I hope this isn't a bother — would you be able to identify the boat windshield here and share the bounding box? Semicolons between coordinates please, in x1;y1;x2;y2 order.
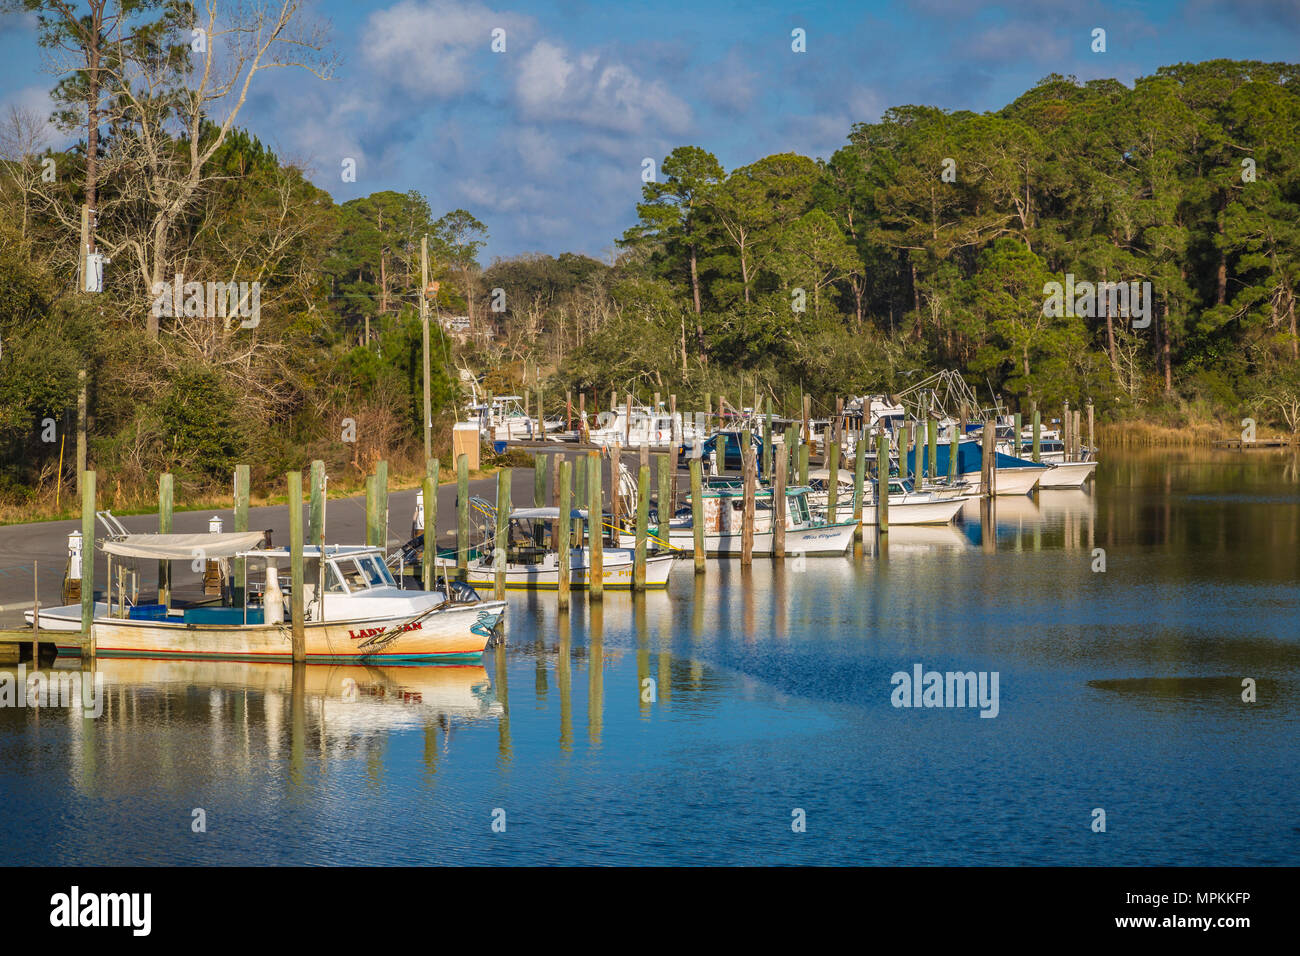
325;563;347;593
339;559;370;591
359;555;395;587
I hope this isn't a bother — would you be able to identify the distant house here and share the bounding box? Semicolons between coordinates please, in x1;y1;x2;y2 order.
439;314;493;343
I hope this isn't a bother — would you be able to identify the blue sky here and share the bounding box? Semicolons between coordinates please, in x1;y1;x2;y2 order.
2;0;1298;262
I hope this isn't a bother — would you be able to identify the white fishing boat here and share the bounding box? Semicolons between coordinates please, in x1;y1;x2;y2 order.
27;532;504;663
465;395;563;450
619;485;857;556
910;439;1048;496
805;468;969;525
998;435;1099;488
586;402;702;450
430;506;676;590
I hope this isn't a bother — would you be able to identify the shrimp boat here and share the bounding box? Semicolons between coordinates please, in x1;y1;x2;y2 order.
466;395;563;451
907;439;1048;496
619;484;857;556
26;531;505;663
998;432;1099;488
586;401;703;451
805;468;969;525
427;505;676;590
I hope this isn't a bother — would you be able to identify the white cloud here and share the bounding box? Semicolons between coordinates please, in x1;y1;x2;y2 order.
361;0;529;96
514;39;693;136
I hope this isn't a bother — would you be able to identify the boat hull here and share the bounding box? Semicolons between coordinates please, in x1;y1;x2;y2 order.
862;497;967;525
623;521;857;556
449;553;676;590
960;466;1047;496
1038;460;1098;488
32;601;505;663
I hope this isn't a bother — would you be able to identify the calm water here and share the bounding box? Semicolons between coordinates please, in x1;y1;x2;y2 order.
2;448;1297;866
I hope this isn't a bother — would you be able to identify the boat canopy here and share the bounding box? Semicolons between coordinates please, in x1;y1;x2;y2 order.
807;467;856;484
907;440;1048;474
509;507;589;521
102;531;267;560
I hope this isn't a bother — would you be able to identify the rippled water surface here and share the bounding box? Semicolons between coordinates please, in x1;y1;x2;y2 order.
2;448;1297;865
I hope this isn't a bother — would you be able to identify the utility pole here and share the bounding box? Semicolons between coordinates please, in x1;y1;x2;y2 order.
79;205;90;292
421;235;433;463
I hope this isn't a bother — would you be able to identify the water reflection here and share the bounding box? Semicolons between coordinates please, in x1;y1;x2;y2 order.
1;446;1297;865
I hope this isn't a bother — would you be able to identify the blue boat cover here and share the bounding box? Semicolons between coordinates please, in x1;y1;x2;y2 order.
907;440;1045;476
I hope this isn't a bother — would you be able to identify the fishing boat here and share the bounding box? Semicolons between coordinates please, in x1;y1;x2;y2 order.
908;440;1048;496
466;395;562;451
805;468;969;525
430;506;676;590
586;402;702;451
620;485;857;556
998;434;1099;488
27;532;504;663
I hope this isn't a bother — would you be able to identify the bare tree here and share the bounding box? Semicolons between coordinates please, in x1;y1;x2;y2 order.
0;105;50;248
90;0;335;336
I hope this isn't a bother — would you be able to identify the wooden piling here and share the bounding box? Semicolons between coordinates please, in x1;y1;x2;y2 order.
634;464;649;590
1087;402;1095;456
827;439;840;522
928;419;938;484
422;469;437;591
376;460;389;555
762;398;773;481
899;425;910;481
288;470;305;663
981;422;995;497
741;445;756;566
1063;401;1071;462
364;475;377;548
81;470;95;654
533;454;547;546
690;457;706;572
1032;410;1041;463
31;563;39;667
494;468;511;600
610;445;622;540
799;440;810;486
948;428;959;482
557;459;571;610
457;454;470;579
853;430;866;543
158;473;173;606
1074;410;1083;461
307;461;324;543
588;453;604;599
876;431;889;534
574;455;586;545
656;453;671;547
773;449;787;558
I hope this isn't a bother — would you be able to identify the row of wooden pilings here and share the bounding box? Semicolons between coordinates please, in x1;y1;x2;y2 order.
56;399;1094;658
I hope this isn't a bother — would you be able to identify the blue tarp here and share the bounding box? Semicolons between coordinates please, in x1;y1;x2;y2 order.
907;439;1045;477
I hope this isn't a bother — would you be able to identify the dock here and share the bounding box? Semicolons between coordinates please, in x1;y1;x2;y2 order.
1212;438;1295;449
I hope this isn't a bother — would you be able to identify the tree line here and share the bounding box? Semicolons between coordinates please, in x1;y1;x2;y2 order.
0;5;1297;511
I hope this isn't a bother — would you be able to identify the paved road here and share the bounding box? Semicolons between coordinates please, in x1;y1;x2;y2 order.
0;460;592;627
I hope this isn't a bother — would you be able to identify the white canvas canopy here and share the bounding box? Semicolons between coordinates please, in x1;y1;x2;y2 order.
509;507;589;521
808;468;857;485
101;531;267;560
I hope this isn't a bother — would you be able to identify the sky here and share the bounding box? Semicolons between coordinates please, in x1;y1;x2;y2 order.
2;0;1298;262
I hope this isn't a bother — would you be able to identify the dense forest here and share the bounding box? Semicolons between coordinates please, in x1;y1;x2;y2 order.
0;0;1297;513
